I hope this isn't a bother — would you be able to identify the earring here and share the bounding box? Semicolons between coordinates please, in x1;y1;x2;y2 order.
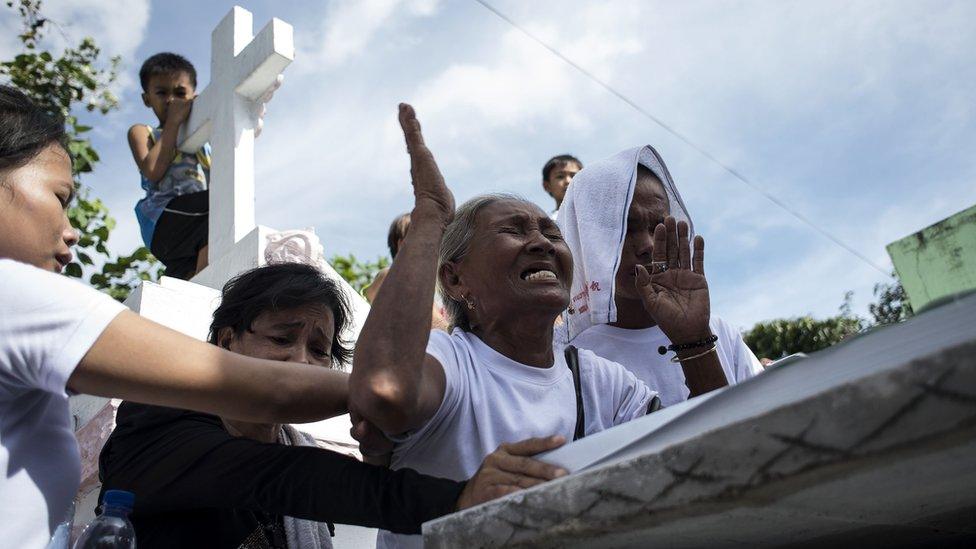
464;295;476;311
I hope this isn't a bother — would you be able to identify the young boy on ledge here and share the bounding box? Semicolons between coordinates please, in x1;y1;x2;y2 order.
129;52;210;280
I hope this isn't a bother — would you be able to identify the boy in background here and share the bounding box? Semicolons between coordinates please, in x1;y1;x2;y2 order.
363;213;410;304
364;212;449;331
129;53;210;280
541;153;583;216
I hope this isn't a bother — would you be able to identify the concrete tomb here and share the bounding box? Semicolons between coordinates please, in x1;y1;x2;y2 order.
424;291;976;548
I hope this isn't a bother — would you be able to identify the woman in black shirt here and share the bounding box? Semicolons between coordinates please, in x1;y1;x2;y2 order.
99;263;567;548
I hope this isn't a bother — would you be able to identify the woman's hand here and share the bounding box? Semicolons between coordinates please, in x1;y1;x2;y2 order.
398;103;454;225
456;436;568;510
635;216;711;345
350;411;394;464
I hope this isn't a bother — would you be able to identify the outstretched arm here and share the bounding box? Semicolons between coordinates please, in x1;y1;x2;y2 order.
102;408;565;534
101;406;461;535
348;104;456;435
69;310;349;424
636;217;728;396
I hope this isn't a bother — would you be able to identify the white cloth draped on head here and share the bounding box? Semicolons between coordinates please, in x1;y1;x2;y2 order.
556;145;694;343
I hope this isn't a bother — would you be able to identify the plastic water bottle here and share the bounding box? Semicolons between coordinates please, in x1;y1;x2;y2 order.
72;490;136;549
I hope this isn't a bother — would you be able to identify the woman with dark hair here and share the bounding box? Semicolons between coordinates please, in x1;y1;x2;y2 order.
0;87;558;547
100;262;564;548
350;105;722;548
0;85;345;547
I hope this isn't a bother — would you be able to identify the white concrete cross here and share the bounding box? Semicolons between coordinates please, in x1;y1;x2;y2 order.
177;6;294;263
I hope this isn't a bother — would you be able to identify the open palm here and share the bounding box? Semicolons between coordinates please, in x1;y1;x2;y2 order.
636;217;711;344
398;103;455;223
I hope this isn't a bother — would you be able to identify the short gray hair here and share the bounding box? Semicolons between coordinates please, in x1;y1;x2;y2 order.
438;193;535;331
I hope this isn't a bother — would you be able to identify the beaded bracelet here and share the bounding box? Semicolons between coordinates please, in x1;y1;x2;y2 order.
657;334;718;355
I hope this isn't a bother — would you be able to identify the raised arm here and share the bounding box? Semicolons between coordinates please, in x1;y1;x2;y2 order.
348;104;455;435
636;217;729;396
69;310;349;424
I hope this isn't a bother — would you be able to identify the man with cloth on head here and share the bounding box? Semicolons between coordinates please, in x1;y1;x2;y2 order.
556;145;762;406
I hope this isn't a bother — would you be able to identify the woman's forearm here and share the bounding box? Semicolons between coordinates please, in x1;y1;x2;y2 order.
70;310;349;424
349;208;446;433
102;413;462;535
677;347;728;396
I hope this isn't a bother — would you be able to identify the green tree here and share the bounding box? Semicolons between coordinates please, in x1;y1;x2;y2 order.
744;292;866;359
1;0;159;300
869;271;913;325
330;253;389;294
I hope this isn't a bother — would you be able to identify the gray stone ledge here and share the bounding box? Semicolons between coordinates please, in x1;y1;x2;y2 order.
424;297;976;548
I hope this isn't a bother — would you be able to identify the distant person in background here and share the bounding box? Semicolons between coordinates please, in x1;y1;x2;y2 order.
541;154;583;217
365;212;449;330
387;212;411;260
364;213;410;303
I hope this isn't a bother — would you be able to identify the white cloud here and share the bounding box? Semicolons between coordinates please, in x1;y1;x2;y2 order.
16;0;150;93
412;2;644;136
302;0;440;69
41;0;149;58
1;0;151;145
76;0;975;330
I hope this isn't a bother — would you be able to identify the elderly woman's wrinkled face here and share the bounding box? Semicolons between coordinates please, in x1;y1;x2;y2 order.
615;167;670;302
451;200;573;325
0;144;79;271
220;304;336;367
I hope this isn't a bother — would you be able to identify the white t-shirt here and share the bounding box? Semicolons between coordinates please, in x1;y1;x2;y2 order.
0;259;125;549
571;316;763;407
379;329;655;549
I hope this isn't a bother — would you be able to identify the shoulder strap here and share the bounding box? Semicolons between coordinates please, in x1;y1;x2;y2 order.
564;345;586;441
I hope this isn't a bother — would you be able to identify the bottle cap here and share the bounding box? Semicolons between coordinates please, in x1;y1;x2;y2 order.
102;490;135;510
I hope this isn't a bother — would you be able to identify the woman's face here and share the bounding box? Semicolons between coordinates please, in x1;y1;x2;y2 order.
0;144;78;272
220;303;336;367
446;200;573;325
615;169;671;303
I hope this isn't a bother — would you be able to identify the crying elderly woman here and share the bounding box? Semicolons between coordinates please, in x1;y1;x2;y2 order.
349;105;726;549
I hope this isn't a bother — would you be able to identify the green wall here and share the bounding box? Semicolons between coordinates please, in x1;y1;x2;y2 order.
887;204;976;312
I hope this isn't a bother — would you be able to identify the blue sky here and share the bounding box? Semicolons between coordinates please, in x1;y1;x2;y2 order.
3;0;974;330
